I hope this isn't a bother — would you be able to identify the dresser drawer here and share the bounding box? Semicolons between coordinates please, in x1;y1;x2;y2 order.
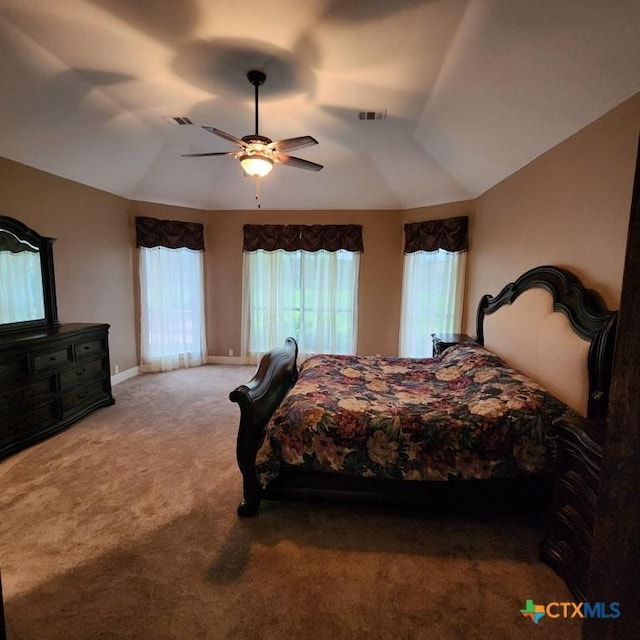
31;345;73;372
59;358;106;391
544;538;589;602
561;441;600;482
556;503;594;556
3;401;58;434
61;379;110;417
557;469;598;526
0;350;28;381
75;337;105;360
1;375;56;411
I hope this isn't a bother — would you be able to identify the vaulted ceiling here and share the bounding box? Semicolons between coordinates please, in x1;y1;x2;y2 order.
1;0;639;211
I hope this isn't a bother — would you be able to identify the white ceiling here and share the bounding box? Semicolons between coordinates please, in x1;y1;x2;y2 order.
1;0;639;211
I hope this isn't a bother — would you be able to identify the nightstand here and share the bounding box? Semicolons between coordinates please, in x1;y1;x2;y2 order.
540;414;604;601
431;333;475;357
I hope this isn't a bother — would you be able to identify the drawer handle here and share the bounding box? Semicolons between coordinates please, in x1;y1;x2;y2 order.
83;345;91;351
76;368;86;376
49;355;58;361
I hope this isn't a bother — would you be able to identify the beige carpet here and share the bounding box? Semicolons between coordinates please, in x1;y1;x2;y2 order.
0;365;582;639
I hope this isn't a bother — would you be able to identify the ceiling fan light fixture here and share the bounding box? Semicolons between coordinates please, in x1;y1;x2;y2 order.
240;153;273;178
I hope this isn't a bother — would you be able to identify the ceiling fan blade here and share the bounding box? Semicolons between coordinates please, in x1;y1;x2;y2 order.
270;135;319;153
279;155;324;171
181;151;237;157
202;126;250;149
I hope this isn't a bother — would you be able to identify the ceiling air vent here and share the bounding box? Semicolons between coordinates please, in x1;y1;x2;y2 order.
358;109;387;121
163;116;194;126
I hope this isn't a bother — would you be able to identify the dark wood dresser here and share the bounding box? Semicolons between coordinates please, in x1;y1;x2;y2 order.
541;414;604;601
0;323;115;460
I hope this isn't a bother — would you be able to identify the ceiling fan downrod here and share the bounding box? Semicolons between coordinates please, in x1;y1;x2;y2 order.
247;70;266;137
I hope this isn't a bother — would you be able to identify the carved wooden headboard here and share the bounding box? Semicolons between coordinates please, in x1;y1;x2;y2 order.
475;266;618;419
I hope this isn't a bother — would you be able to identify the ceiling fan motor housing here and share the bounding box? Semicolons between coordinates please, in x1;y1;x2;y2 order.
247;70;266;86
241;134;272;146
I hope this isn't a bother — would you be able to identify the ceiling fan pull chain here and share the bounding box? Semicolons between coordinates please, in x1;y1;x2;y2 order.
255;176;261;208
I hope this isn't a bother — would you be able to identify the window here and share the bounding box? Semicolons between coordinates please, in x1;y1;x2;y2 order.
241;224;362;361
399;217;468;357
399;249;466;357
136;217;207;372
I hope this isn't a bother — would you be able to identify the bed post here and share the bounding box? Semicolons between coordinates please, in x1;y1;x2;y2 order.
229;338;298;516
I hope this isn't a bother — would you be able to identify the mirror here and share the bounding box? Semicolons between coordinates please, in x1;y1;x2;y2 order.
0;215;59;334
0;230;45;323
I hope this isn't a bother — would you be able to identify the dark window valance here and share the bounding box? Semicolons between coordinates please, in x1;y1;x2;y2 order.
404;216;469;253
243;224;363;253
135;216;205;251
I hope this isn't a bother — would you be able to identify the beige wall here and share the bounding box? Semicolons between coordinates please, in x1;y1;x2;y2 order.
0;158;137;373
1;91;638;366
464;92;640;334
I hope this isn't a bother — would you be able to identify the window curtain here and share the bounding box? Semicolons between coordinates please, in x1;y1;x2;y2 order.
136;217;207;372
399;217;468;358
241;224;362;362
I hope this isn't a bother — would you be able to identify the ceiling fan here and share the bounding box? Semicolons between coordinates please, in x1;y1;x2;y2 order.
182;70;323;178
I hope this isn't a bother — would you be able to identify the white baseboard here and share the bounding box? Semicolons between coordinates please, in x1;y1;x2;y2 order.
111;366;140;386
110;360;246;385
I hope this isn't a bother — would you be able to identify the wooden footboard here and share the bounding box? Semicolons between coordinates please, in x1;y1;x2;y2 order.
229;338;298;516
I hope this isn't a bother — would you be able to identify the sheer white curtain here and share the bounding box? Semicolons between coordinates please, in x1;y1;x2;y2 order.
242;249;359;361
139;246;207;372
399;249;466;357
0;250;44;323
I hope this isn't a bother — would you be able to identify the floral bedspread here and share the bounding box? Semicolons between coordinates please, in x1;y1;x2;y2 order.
255;343;575;488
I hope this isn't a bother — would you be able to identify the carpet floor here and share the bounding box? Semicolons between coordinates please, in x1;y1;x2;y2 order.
0;365;582;639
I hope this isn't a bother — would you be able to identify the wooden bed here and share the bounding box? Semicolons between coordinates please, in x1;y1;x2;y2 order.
230;266;617;517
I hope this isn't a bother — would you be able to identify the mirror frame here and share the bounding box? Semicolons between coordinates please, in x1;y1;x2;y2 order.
0;214;59;335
